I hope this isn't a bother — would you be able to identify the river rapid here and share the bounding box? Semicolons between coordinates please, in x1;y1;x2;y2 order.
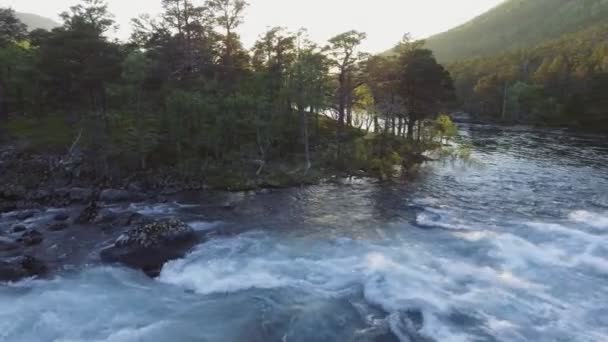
1;124;607;342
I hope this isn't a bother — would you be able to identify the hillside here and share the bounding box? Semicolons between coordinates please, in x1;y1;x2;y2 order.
16;12;59;31
448;22;608;130
425;0;608;63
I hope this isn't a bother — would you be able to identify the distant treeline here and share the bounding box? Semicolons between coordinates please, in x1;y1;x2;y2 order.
448;23;608;131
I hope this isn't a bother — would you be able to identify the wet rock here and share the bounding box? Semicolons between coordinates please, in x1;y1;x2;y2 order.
17;230;43;246
75;202;99;224
48;222;68;231
100;218;198;277
11;225;27;233
53;212;70;221
100;189;135;203
0;255;47;282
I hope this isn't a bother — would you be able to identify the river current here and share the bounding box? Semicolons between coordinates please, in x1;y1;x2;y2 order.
1;124;607;341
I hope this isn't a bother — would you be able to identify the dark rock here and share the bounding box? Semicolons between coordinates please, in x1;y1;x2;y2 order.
0;255;47;282
0;237;20;252
48;222;68;231
100;189;135;203
75;202;99;224
15;210;36;221
53;212;70;221
100;218;198;277
17;230;43;246
11;225;27;233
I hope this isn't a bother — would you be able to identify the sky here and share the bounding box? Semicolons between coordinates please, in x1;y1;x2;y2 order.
1;0;504;52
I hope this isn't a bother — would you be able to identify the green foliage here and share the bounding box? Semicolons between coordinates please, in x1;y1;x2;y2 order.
434;114;457;143
0;0;455;187
423;0;608;63
1;114;74;150
449;22;608;130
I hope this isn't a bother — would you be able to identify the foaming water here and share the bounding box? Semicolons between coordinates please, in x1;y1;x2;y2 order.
1;124;608;341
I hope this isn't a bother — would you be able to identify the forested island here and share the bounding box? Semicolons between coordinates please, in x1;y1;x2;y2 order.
0;0;457;204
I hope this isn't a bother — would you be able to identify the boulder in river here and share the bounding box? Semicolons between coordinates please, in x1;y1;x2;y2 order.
100;218;198;277
0;255;47;282
100;189;136;203
75;201;99;224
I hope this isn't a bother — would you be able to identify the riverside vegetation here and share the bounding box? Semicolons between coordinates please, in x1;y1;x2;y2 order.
0;0;457;201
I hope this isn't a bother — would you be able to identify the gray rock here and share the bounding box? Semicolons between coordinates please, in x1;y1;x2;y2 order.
0;255;47;282
100;218;198;277
100;189;134;203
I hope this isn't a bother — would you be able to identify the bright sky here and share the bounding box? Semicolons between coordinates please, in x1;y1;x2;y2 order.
1;0;504;52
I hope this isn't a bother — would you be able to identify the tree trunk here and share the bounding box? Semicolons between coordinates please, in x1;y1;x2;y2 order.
300;106;311;173
407;118;416;141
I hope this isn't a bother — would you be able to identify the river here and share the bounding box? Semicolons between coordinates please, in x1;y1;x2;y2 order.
1;124;607;341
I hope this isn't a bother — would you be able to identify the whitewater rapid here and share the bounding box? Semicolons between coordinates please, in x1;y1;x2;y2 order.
1;124;607;341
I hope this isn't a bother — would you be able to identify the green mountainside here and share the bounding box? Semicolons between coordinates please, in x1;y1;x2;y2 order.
425;0;608;63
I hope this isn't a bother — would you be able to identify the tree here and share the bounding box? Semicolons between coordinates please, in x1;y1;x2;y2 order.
288;31;329;172
0;8;27;46
326;30;367;128
397;48;455;140
208;0;249;82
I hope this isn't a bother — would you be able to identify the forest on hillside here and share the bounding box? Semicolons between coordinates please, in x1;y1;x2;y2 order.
426;0;608;63
0;0;456;190
449;23;608;130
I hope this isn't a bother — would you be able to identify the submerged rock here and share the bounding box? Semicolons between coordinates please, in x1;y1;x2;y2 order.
48;222;68;231
17;230;43;246
0;255;47;282
53;212;70;221
11;225;27;233
100;218;198;277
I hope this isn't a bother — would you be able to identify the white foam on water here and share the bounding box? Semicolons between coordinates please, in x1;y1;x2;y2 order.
188;221;223;232
569;210;608;229
415;208;473;231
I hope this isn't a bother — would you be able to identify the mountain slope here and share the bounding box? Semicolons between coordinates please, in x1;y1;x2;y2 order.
425;0;608;63
16;12;60;31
